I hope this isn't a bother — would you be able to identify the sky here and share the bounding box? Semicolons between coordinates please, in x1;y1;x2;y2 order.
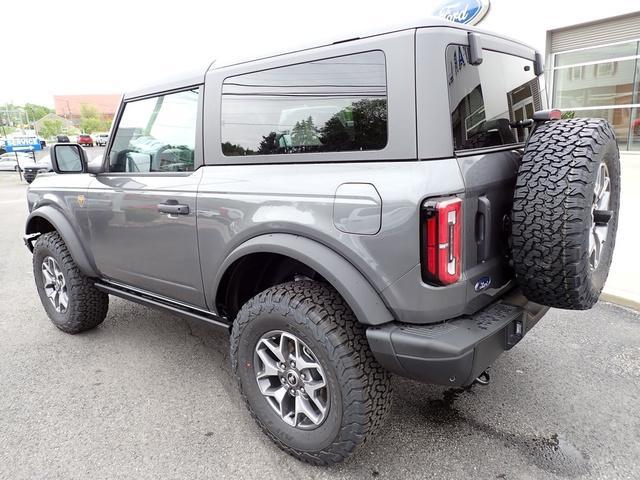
0;0;441;106
0;0;635;107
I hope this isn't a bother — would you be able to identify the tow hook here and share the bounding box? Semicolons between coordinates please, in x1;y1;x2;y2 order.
474;370;490;386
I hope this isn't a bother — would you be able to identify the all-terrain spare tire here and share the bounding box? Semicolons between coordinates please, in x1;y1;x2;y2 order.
33;232;109;333
230;280;392;465
511;118;620;309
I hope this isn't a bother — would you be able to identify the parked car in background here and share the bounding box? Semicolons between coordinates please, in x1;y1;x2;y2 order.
77;134;94;147
56;135;70;143
0;152;34;171
93;132;109;146
20;155;53;183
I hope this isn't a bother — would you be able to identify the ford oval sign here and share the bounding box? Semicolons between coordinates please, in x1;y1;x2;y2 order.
431;0;490;26
474;276;492;292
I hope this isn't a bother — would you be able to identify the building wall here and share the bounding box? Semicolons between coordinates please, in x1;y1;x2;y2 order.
477;1;640;150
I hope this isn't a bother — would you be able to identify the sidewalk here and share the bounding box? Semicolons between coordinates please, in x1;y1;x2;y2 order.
602;152;640;310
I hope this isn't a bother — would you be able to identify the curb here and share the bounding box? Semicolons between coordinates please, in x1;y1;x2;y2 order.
600;292;640;312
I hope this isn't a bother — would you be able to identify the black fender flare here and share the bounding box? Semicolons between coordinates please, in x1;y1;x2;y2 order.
214;234;395;326
25;205;99;278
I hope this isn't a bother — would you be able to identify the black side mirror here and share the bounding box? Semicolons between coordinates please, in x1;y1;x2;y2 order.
534;51;544;76
468;32;483;66
50;144;88;174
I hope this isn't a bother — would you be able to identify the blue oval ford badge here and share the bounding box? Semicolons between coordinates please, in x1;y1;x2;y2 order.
431;0;491;26
474;276;492;292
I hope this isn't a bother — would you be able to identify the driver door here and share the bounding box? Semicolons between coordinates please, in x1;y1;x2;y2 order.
87;87;206;307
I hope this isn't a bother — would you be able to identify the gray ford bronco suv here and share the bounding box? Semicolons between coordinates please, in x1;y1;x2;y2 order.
24;19;620;465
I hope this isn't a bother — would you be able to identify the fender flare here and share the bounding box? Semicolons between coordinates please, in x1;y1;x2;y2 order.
25;205;99;278
214;233;395;326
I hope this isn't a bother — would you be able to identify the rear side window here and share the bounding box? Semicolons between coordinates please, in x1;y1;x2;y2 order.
109;89;198;173
446;45;541;151
221;50;387;156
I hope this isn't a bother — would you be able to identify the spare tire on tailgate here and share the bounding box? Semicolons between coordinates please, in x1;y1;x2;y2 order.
511;118;620;309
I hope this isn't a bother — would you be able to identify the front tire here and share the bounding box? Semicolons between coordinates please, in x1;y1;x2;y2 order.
230;280;392;465
33;232;109;334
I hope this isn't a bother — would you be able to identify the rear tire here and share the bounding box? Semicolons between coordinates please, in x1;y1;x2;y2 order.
511;118;620;309
33;232;109;333
230;280;392;465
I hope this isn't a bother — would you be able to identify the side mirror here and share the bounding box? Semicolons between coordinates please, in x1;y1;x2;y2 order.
534;51;544;76
467;32;483;66
50;144;87;174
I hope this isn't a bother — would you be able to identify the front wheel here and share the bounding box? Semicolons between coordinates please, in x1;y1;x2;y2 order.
33;232;109;333
230;280;392;465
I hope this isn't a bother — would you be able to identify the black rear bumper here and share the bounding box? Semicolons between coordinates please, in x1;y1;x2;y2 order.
366;289;548;386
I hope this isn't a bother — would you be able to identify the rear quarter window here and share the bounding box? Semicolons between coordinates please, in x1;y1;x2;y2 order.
220;50;388;156
446;45;541;151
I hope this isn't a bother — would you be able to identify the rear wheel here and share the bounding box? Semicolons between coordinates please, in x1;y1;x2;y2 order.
511;118;620;309
230;280;392;465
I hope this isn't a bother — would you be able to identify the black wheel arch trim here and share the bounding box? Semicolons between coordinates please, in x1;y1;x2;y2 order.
25;205;99;278
214;233;395;326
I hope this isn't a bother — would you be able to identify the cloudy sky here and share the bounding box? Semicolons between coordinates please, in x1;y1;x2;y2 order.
1;0;634;107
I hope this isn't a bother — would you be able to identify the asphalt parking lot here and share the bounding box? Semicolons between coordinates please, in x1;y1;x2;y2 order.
1;171;639;480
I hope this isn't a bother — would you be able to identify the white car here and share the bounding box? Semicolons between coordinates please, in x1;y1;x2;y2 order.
93;132;109;146
0;152;33;171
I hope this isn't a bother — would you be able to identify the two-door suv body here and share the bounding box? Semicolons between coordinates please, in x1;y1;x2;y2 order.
24;18;620;464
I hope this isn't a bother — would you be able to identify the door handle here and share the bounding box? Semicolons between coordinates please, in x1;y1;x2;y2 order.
476;196;492;263
158;200;189;215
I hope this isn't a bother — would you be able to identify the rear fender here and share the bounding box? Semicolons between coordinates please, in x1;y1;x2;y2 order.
214;234;395;326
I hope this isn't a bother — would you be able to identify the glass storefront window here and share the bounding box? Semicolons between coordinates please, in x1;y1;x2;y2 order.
553;58;636;108
567;108;632;148
555;41;638;67
552;39;640;150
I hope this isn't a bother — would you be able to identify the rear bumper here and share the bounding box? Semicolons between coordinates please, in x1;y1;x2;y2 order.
366;289;548;386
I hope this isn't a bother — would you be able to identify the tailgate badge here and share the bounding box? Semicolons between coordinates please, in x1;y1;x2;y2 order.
474;276;491;292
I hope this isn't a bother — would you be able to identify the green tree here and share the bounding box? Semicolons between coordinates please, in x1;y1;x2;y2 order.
291;116;319;147
80;104;99;119
80;116;102;134
319;99;387;151
257;131;279;154
39;119;64;138
79;104;110;133
24;103;53;122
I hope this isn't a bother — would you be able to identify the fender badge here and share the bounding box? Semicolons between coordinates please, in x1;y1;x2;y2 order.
474;276;491;292
77;195;86;207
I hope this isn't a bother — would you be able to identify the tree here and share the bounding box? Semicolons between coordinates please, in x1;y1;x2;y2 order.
79;104;110;133
319;99;387;151
291;116;319;147
24;103;53;122
80;116;102;134
257;132;279;154
39;119;64;138
222;141;255;156
80;104;99;119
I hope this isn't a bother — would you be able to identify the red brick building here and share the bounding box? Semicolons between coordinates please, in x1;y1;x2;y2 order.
53;94;121;125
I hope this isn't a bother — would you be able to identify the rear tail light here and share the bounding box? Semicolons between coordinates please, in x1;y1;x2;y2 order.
422;197;462;285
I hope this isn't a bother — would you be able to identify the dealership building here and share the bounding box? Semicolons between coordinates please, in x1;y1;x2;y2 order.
443;0;640;151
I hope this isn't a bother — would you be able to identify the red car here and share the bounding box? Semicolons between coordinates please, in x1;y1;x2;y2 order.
77;134;94;147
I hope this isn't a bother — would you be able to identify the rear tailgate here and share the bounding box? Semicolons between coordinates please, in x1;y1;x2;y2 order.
457;150;520;311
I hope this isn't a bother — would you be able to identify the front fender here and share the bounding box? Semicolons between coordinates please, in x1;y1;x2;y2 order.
25;205;98;278
214;233;395;325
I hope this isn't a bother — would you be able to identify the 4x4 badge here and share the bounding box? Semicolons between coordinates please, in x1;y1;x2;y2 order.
77;195;86;207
